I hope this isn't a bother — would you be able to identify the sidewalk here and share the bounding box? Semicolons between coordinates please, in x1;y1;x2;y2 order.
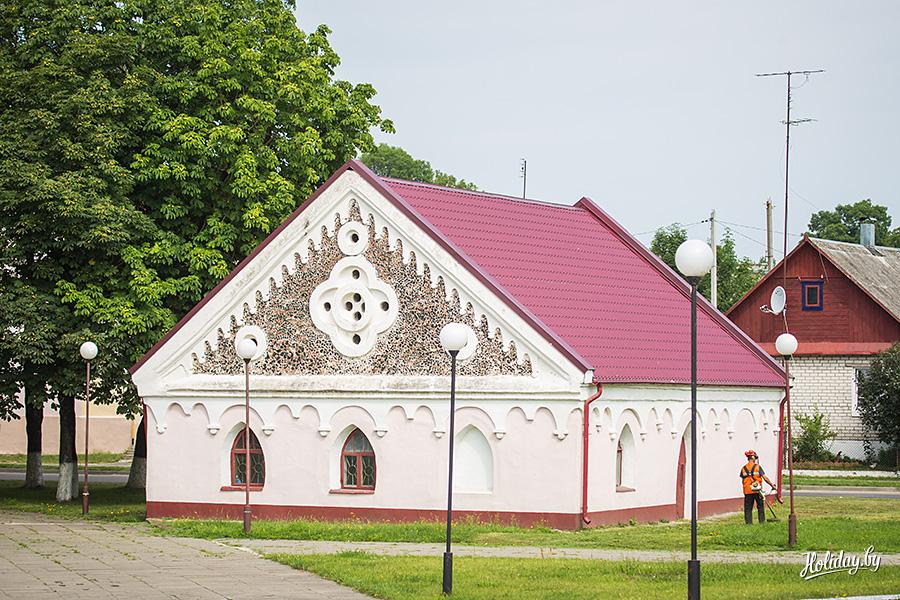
0;510;371;599
218;537;900;566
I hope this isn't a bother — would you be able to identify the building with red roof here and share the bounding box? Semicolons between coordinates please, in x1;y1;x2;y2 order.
131;160;785;528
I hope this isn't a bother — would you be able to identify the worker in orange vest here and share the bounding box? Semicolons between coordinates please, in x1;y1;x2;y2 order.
741;449;775;524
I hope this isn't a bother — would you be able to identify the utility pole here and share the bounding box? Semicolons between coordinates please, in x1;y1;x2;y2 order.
766;198;775;271
520;158;527;198
709;209;718;309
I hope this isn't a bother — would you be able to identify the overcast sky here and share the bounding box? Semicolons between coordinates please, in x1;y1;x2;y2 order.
295;1;900;259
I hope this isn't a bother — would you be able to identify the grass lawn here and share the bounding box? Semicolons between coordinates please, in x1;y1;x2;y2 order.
794;475;899;487
0;452;130;471
156;497;900;553
0;480;145;522
269;552;900;600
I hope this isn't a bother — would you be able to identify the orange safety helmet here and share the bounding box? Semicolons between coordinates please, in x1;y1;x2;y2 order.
744;449;758;458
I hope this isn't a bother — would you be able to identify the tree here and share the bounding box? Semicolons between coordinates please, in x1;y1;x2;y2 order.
361;144;477;190
0;0;391;497
808;199;900;247
650;225;763;311
857;343;900;469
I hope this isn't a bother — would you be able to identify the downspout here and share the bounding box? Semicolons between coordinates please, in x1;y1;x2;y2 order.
581;383;603;525
776;391;787;501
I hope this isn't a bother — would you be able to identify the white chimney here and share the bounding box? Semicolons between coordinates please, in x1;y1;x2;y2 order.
860;222;876;246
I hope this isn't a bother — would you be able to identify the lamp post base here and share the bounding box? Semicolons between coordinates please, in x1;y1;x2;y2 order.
788;513;797;547
243;506;252;535
82;492;89;516
442;551;453;595
688;559;700;600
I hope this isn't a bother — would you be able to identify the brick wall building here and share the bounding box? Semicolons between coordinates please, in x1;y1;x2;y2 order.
728;230;900;460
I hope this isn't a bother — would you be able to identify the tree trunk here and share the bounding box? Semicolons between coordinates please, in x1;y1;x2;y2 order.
126;417;146;489
24;401;44;488
56;396;78;502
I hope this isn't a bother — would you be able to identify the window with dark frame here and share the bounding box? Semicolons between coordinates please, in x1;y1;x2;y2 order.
341;428;376;489
801;280;824;311
231;428;265;486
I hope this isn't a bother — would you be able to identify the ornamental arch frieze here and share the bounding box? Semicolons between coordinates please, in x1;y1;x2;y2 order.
193;202;532;378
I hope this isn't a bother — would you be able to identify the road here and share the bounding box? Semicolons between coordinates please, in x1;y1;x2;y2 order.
2;470;898;498
0;469;128;484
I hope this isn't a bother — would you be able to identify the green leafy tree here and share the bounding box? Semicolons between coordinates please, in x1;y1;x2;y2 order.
361;143;477;190
857;343;900;469
808;199;900;247
793;410;838;462
0;0;391;498
650;225;763;311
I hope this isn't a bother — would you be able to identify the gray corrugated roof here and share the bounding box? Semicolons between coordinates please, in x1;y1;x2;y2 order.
809;237;900;323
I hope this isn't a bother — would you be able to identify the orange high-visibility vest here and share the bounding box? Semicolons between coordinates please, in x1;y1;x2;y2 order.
740;461;762;495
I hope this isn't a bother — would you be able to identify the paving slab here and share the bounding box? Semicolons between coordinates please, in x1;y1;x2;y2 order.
0;511;372;599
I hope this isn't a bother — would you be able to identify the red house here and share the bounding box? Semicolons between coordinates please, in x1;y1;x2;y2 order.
727;228;900;459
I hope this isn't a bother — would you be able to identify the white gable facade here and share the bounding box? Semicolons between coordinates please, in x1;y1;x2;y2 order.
132;167;784;528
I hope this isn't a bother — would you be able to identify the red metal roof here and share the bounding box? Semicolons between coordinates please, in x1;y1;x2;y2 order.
132;160;785;387
382;175;785;387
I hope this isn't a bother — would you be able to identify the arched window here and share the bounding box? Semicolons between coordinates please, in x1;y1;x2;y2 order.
231;428;265;487
615;441;624;487
616;424;635;492
341;428;376;489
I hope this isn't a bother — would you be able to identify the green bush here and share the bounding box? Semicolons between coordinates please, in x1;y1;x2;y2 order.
793;410;837;462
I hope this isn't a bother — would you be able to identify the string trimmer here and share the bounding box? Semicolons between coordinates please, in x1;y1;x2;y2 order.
759;488;780;521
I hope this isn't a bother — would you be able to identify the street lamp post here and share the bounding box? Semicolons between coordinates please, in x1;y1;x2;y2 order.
438;323;469;596
79;341;98;516
775;332;799;547
675;239;715;600
235;337;258;535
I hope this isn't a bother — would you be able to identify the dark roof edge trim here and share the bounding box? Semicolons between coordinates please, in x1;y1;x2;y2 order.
574;196;786;383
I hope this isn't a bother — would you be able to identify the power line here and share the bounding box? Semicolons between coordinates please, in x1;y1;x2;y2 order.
717;219;803;238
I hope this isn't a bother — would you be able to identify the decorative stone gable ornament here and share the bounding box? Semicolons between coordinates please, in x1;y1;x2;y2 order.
310;221;399;357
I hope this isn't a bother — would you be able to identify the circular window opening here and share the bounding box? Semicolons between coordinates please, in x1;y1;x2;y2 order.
324;302;331;311
353;311;362;321
352;334;361;344
350;232;360;243
345;302;353;311
380;301;389;311
361;302;366;312
353;293;361;302
352;270;360;279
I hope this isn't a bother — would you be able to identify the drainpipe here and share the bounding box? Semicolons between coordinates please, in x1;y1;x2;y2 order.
776;392;787;501
582;383;603;525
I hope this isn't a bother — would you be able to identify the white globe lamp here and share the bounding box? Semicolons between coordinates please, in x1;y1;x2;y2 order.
775;332;798;357
675;239;715;279
79;341;98;361
439;323;469;354
236;338;258;361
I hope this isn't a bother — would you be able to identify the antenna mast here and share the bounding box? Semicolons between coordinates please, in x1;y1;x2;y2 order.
756;69;823;292
520;158;527;198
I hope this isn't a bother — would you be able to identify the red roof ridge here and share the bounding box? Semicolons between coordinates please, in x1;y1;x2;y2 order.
574;196;786;383
382;177;582;211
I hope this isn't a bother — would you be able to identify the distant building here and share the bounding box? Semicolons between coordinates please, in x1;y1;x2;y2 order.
131;160;785;528
727;227;900;459
0;389;135;455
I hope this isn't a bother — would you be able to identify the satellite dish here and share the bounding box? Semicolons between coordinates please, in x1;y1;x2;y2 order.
770;286;786;315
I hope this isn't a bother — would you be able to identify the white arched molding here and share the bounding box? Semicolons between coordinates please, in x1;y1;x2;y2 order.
454;426;493;493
